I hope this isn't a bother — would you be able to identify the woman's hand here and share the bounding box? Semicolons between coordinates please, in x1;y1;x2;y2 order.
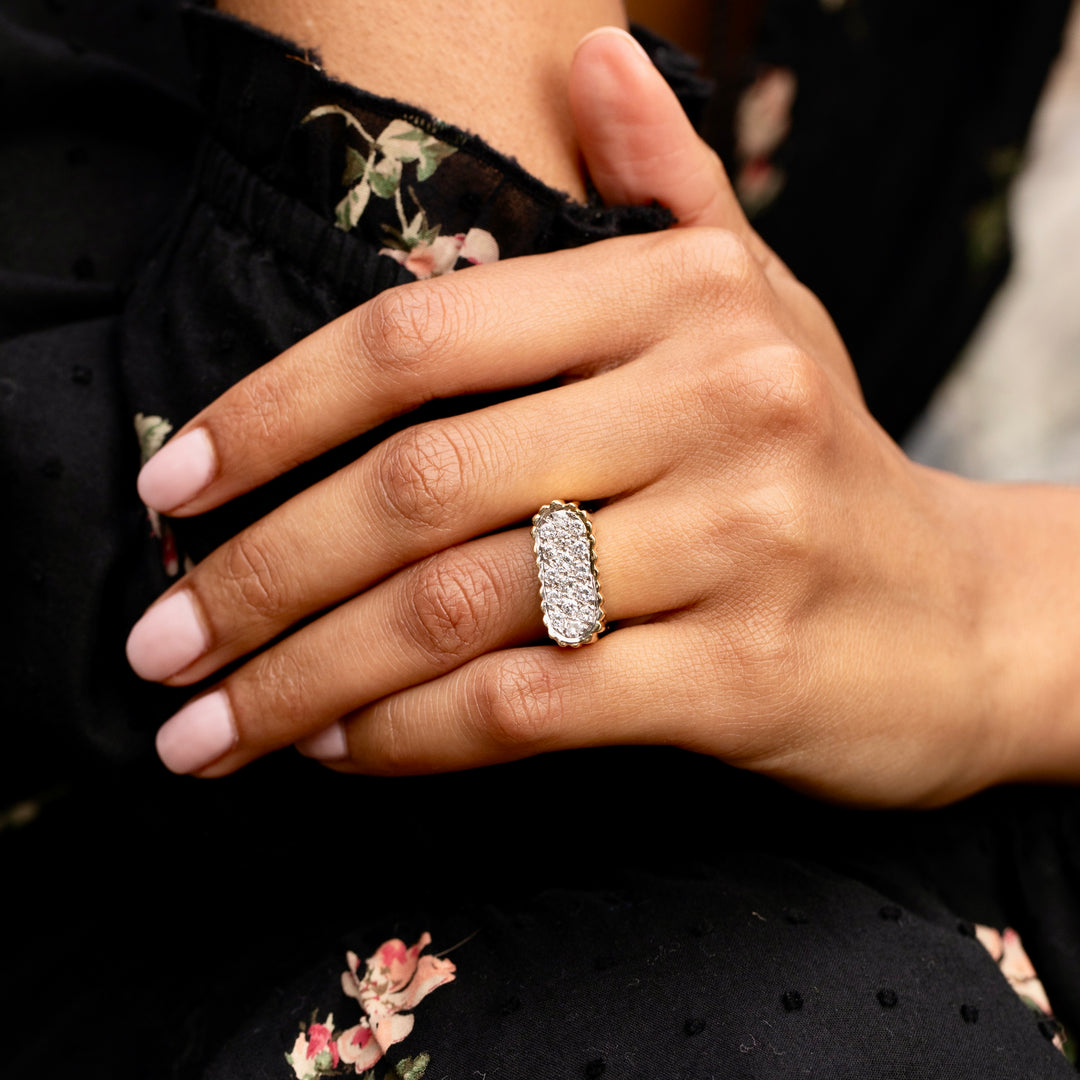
124;30;1049;806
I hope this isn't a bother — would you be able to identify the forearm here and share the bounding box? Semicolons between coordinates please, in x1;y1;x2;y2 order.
216;0;628;201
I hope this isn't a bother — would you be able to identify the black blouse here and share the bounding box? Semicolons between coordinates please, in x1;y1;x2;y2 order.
3;4;1079;1078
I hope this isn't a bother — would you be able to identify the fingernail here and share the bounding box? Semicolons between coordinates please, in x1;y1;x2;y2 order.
296;722;349;761
156;690;236;775
137;427;216;512
126;590;209;681
576;26;653;67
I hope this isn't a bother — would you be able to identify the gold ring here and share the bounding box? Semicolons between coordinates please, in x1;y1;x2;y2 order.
531;500;606;647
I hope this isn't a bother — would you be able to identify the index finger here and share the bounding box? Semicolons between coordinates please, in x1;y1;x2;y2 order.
134;228;768;516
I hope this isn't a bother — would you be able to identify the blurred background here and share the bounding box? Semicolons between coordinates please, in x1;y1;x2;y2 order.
907;1;1080;482
630;0;1080;484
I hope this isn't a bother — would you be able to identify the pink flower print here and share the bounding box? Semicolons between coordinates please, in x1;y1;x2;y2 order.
287;935;455;1076
337;1020;383;1072
974;922;1002;959
159;523;179;578
998;927;1054;1016
133;412;186;577
343;933;456;1050
974;923;1061;1044
379;940;410;967
337;933;456;1071
380;228;500;280
735;67;797;162
733;67;797;216
458;228;499;266
998;928;1038;982
380;235;462;279
285;1013;341;1080
735;160;786;218
307;1022;339;1067
375;932;447;992
370;1012;416;1055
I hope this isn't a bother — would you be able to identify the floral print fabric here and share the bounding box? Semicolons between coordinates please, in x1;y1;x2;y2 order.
975;924;1077;1063
286;933;456;1079
134;413;190;577
283;924;1074;1077
733;66;796;217
303;106;499;280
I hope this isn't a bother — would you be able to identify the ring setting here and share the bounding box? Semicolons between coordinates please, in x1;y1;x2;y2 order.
532;500;606;647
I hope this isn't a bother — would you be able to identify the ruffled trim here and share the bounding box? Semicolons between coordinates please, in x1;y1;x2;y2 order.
183;5;678;272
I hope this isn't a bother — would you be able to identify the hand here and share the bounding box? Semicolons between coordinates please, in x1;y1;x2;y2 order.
125;29;1010;807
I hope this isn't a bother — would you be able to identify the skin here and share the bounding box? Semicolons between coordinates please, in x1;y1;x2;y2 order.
217;0;628;201
215;0;712;199
125;14;1080;807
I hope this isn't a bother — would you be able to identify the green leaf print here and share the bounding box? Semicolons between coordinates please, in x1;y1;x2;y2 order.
393;1054;430;1080
335;180;371;230
342;145;370;187
368;156;403;200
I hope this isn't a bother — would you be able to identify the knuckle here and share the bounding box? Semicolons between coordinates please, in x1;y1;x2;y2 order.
236;647;311;734
471;653;563;750
677;227;759;292
645;228;766;331
219;527;290;619
702;474;813;591
741;479;815;569
407;552;502;667
730;344;830;438
768;347;829;425
223;372;297;448
374;421;470;535
367;696;425;775
357;279;467;382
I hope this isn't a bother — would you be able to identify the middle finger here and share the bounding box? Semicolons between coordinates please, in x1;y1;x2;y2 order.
124;348;736;687
155;487;714;777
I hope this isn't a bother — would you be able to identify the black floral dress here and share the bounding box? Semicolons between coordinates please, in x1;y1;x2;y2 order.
2;3;1079;1078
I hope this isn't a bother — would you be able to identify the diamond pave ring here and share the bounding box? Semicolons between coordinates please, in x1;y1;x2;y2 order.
531;501;606;647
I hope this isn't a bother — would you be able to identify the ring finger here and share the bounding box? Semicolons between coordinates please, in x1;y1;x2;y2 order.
125;347;747;689
155;491;710;776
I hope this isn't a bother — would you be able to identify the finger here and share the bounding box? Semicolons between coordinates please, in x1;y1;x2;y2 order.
153;495;710;777
570;28;749;235
135;232;702;518
126;346;700;686
569;28;863;396
126;254;776;688
324;623;724;775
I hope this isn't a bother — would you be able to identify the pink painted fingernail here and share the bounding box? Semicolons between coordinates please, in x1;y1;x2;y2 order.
296;722;348;761
576;26;653;67
137;427;217;512
156;690;237;775
126;590;209;682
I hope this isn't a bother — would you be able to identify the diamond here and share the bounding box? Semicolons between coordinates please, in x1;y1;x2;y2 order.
531;501;605;646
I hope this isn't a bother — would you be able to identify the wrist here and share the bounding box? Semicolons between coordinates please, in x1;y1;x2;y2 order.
962;476;1080;787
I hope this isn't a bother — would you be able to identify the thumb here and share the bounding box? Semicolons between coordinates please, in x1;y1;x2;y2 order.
570;30;858;390
569;27;748;234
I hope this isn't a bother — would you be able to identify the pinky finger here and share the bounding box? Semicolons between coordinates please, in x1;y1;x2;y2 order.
316;623;715;775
